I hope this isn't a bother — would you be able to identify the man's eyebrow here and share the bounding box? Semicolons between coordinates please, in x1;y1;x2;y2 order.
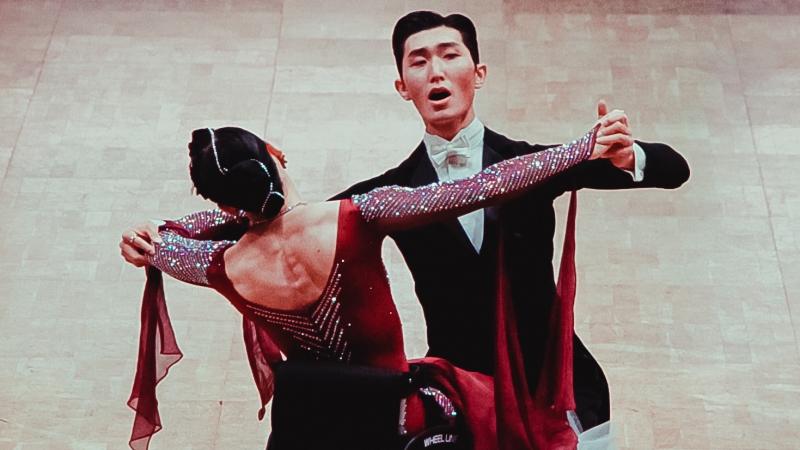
406;42;461;58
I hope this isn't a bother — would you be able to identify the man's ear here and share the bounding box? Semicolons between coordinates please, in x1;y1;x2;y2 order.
474;63;488;90
395;77;411;101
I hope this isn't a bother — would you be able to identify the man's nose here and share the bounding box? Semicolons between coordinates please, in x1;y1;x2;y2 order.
429;56;445;81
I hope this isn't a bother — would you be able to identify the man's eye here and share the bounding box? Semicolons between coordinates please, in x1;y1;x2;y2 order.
411;60;426;67
444;53;459;59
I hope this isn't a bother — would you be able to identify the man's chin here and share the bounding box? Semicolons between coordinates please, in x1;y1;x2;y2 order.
423;114;472;137
424;108;460;124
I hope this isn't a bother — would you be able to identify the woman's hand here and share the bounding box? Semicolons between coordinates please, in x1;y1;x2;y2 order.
119;222;162;267
590;100;635;170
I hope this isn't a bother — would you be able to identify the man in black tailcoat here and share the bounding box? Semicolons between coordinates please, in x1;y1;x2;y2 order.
330;11;690;433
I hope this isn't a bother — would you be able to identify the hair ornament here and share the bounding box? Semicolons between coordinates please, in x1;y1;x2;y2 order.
266;143;287;168
253;160;285;214
208;127;228;175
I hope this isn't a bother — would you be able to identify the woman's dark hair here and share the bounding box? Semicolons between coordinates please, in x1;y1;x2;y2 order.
188;127;285;217
391;11;480;76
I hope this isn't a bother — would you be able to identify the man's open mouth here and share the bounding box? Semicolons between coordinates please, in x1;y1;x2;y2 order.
428;88;452;101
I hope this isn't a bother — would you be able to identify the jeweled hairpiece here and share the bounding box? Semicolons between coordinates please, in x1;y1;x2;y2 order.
208;127;228;175
253;160;285;214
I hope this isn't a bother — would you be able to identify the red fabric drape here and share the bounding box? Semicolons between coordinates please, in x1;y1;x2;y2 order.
127;271;282;449
242;316;282;420
494;190;580;450
127;267;183;450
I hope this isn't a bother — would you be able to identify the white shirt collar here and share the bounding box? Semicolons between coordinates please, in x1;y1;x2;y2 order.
423;117;485;156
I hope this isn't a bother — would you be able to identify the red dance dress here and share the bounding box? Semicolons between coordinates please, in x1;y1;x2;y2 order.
127;127;598;450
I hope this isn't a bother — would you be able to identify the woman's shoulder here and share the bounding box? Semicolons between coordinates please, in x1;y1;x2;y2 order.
306;199;368;228
309;199;345;218
225;201;340;268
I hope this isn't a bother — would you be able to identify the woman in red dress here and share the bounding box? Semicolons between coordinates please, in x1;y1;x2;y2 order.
125;119;617;449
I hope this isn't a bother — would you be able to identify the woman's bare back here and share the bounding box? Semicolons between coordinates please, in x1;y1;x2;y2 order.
222;201;342;311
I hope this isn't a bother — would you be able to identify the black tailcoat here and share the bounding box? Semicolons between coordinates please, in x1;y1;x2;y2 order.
331;127;690;428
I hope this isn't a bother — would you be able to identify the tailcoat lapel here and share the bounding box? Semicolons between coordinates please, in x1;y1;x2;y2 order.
480;137;505;256
407;142;438;188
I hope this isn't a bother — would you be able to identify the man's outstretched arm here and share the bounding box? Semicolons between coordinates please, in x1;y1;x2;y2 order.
545;101;690;193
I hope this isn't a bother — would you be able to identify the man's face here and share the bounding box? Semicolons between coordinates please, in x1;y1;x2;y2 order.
395;26;486;136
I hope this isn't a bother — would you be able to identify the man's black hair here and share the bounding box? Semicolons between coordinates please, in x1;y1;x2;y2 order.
391;11;479;76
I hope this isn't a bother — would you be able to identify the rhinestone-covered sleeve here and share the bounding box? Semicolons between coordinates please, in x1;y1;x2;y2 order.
170;209;248;239
145;209;245;286
146;232;234;286
353;126;598;232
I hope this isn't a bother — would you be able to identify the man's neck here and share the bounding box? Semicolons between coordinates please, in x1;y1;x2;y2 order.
425;110;476;141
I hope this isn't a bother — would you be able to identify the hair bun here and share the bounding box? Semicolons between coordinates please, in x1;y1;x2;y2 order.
225;159;285;217
188;126;285;217
189;128;213;155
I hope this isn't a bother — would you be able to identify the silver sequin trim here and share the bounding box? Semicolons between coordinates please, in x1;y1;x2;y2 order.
419;386;457;418
150;233;233;286
174;208;244;233
245;262;351;362
398;398;408;435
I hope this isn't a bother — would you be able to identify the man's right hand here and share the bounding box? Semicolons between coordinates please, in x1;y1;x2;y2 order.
119;222;162;267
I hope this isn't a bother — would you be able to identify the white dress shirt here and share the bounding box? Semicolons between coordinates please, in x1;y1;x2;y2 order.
424;118;487;251
424;118;646;252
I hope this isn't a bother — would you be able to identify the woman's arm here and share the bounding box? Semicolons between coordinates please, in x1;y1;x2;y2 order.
144;209;244;286
163;208;249;240
120;209;248;267
352;126;599;233
146;231;235;287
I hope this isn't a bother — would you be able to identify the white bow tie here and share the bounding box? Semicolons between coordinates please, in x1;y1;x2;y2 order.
429;135;471;167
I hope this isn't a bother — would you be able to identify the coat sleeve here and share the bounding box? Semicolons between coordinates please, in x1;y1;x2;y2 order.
538;140;690;196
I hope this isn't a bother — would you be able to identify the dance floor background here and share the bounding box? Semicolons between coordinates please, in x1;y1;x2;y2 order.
1;0;799;448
